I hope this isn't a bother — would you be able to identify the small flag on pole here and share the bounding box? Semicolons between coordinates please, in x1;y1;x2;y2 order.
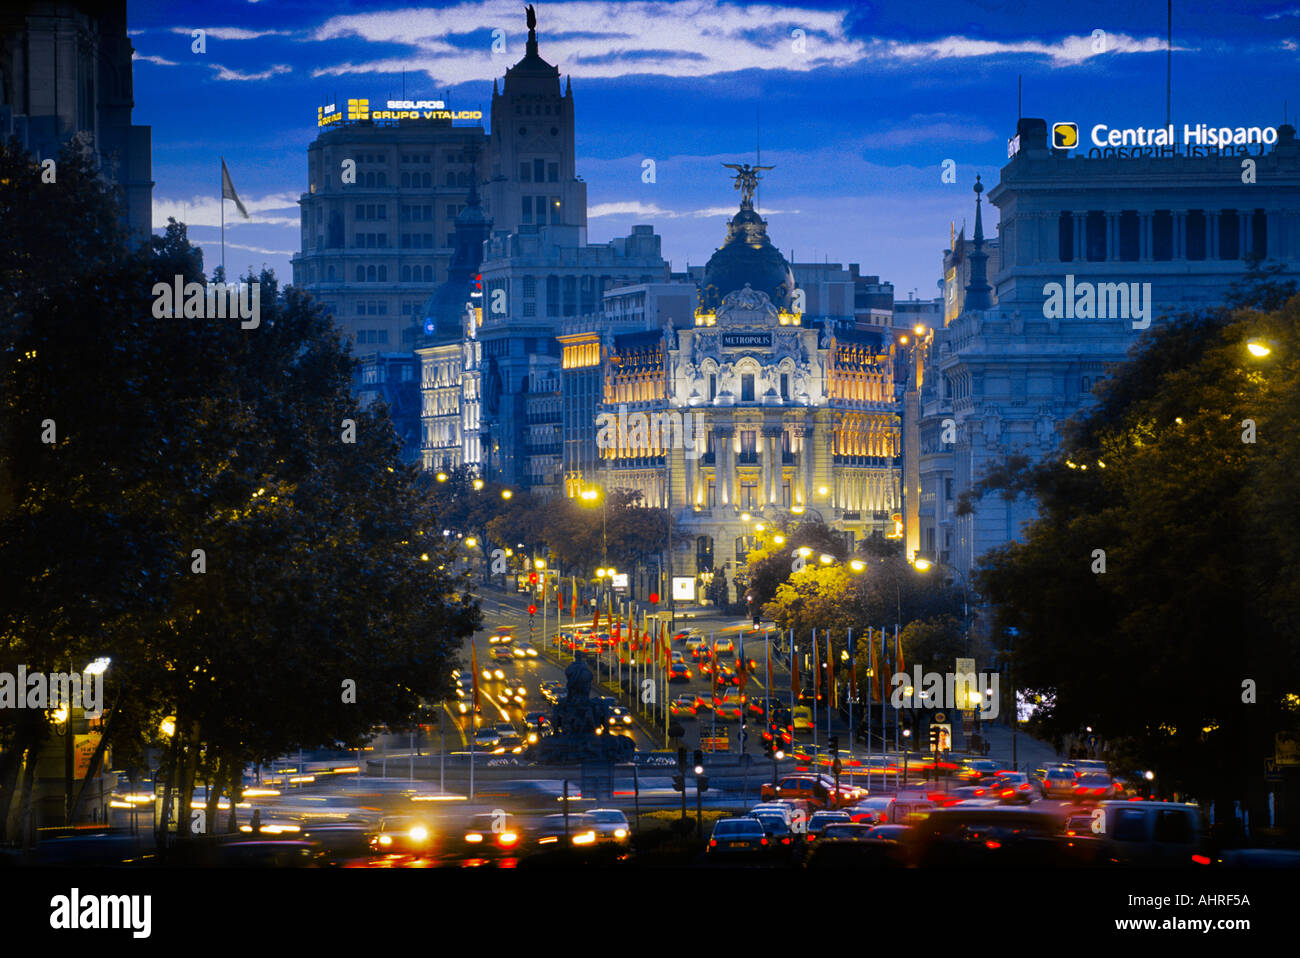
221;158;250;219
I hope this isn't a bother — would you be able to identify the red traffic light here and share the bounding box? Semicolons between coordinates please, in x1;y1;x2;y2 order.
649;592;659;604
528;571;538;584
528;604;537;616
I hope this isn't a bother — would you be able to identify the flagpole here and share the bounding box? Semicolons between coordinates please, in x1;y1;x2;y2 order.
811;628;818;750
847;627;854;765
220;158;225;276
894;623;900;754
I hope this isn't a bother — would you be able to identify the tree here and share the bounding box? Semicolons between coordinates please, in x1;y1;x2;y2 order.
899;616;964;675
973;285;1300;823
0;138;478;840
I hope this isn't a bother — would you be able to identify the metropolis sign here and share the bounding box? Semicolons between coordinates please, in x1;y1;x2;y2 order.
721;332;772;348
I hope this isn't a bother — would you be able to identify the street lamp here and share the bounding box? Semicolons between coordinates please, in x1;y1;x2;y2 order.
501;489;513;500
473;478;485;490
1246;340;1272;358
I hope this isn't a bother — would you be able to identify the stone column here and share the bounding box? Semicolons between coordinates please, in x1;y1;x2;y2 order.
716;425;734;507
1106;212;1118;261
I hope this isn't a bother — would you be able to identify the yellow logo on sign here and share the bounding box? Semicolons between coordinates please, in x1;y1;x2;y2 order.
1052;122;1079;149
347;98;370;121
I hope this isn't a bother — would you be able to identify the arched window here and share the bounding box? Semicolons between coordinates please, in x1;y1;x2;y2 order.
423;265;433;282
458;172;468;186
327;264;335;281
366;265;376;282
378;265;387;281
377;172;386;187
401;172;410;187
446;172;456;186
364;171;375;187
355;266;365;282
401;265;411;282
422;172;431;188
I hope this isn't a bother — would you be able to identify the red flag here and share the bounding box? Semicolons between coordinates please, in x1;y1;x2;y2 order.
791;640;800;695
591;605;600;633
570;590;577;618
470;641;480;714
827;631;835;709
660;626;670;667
813;631;820;704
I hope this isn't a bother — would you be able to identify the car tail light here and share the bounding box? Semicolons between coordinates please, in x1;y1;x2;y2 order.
760;838;768;845
782;837;790;844
985;840;1001;849
709;839;717;847
1192;854;1211;865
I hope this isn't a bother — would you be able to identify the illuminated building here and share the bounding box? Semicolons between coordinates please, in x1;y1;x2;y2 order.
915;117;1300;577
593;174;901;602
0;0;152;242
291;95;487;357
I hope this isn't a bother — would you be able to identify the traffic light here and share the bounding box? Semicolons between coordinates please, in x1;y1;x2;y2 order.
672;774;685;792
528;571;538;584
649;592;659;604
693;749;704;773
527;604;537;616
677;746;687;770
698;774;709;793
762;738;773;758
929;724;940;751
828;735;839;758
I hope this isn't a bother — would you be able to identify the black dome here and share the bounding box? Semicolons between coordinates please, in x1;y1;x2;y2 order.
699;206;794;311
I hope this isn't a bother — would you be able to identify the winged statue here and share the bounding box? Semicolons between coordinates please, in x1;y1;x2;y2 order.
722;162;774;207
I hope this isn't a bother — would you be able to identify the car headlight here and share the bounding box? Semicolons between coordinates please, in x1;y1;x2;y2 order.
499;832;518;846
572;831;596;845
465;833;483;843
409;825;430;843
378;834;393;846
614;828;627;839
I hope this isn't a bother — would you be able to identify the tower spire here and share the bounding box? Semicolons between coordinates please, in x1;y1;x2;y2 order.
526;4;539;58
964;175;993;311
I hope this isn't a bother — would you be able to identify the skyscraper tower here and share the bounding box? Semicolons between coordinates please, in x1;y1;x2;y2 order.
485;7;587;238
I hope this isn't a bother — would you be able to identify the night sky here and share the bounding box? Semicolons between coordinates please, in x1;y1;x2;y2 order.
130;0;1297;298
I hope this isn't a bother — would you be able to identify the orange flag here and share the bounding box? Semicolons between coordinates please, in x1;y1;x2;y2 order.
827;631;835;709
471;641;480;714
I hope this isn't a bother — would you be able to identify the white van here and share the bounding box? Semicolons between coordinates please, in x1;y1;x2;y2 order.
1091;801;1203;866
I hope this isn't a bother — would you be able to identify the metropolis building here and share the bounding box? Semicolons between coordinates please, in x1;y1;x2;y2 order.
915;117;1300;578
592;171;902;601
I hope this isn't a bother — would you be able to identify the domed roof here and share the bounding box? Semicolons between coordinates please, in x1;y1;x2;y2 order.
699;205;795;312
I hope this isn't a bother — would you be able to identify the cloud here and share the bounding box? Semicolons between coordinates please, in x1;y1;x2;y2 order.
209;63;293;81
153;191;300;229
169;26;291;40
1264;6;1300;19
132;53;180;67
864;32;1175;67
305;3;1171;83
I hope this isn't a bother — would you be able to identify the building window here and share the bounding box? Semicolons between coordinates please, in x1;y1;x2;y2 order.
780;373;789;400
548;162;558;182
1119;210;1139;261
1152;210;1173;260
1085;211;1106;261
547;275;560;317
696;536;713;570
355;266;365;282
739;430;757;464
741;374;755;402
520;161;531;182
1058;211;1074;262
1186;210;1207;260
782;482;791;507
1219;210;1239;260
522;196;533;224
534;159;545;183
523;275;536;299
1252;209;1267;257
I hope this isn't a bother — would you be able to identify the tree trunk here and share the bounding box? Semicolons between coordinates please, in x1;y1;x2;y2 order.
204;753;224;835
156;720;182;846
16;735;43;849
225;757;245;833
175;719;202;841
71;688;121;822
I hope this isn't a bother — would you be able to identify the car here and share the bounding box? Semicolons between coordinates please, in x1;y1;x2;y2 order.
992;772;1035;805
523;711;550;732
956;758;1002;783
846;799;891;824
668;662;691;683
748;803;796;827
713;663;740;687
539;680;563;704
760;774;851;810
670;651;685;664
685;637;708;659
819;823;878;843
707;818;768;857
693;692;717;712
747;696;781;720
1040;767;1078;798
747;812;795;849
585;808;631;843
473;729;501;749
791;706;813;731
951;785;991;801
607;705;634;728
369;815;436;855
805;810;853;842
491;646;515;663
512;642;539;658
1069;759;1110;774
1073;773;1119;802
533;813;598;848
496;732;526;754
713;700;742;721
864;824;911;841
713;637;736;654
1087;801;1203;866
670;694;698;717
488;627;515;645
761;724;793;749
461;812;524;856
481;667;506;681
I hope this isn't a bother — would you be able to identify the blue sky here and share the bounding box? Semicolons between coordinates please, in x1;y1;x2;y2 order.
130;0;1298;299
